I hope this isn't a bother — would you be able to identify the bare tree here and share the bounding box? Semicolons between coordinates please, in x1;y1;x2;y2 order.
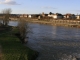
18;18;30;43
2;8;12;26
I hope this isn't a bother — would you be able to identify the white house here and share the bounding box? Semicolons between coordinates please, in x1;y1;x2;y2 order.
28;15;32;18
48;13;63;19
48;14;54;17
76;15;80;19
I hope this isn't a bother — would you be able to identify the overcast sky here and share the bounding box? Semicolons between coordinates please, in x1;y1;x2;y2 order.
0;0;80;14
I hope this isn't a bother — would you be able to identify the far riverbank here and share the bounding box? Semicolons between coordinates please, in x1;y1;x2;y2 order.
25;19;80;28
8;18;80;28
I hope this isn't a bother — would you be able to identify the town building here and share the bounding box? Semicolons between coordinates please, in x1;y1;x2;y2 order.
28;14;41;19
63;13;76;20
48;13;63;19
76;15;80;20
20;14;28;18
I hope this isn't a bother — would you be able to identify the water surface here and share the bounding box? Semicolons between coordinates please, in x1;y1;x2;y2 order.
9;21;80;60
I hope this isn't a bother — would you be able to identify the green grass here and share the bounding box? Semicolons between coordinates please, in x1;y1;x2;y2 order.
0;26;38;60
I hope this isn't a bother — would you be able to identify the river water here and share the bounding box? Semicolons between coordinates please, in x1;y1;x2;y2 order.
9;21;80;60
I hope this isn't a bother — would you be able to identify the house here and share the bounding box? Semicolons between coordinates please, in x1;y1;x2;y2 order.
38;15;43;20
20;14;23;17
20;14;28;18
48;13;63;19
53;13;63;19
76;15;80;19
41;12;48;18
71;14;76;19
28;15;32;18
28;14;41;18
63;13;76;20
23;14;28;18
48;14;54;17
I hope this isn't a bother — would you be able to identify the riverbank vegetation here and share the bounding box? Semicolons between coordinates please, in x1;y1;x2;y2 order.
0;8;38;60
0;25;38;60
18;18;30;43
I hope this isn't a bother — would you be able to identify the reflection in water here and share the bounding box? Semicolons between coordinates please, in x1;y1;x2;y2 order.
9;21;80;60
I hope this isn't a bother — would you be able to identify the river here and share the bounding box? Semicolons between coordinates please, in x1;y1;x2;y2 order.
9;21;80;60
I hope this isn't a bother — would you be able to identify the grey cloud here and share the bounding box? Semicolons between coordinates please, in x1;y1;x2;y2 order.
0;0;20;5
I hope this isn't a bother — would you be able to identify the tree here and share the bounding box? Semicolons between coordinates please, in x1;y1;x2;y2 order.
49;12;53;15
2;8;12;26
18;18;30;43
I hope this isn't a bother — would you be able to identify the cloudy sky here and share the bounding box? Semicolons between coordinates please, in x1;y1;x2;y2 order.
0;0;80;14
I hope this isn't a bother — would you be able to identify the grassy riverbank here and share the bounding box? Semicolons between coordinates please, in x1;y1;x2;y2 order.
0;26;38;60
